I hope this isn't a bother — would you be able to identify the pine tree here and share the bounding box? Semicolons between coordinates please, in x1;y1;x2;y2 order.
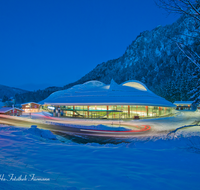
2;95;9;102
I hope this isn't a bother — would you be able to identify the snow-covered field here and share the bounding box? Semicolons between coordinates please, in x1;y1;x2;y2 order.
0;124;200;190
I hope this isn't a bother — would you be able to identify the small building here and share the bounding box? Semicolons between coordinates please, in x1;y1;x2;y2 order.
174;101;198;110
21;102;41;113
0;107;23;116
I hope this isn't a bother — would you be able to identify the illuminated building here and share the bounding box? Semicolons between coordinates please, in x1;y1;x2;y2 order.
41;80;176;119
0;107;23;116
174;101;200;110
21;102;41;113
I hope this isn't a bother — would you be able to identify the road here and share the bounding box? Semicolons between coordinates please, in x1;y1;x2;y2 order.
0;115;155;137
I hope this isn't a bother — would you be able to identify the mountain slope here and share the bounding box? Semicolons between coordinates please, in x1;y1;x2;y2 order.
64;15;199;102
14;86;62;104
0;85;29;99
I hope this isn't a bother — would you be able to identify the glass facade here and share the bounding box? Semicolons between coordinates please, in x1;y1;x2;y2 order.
44;105;174;119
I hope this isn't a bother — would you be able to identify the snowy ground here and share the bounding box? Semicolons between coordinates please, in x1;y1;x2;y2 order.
0;124;200;190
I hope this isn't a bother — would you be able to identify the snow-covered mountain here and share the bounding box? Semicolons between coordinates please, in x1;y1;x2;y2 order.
0;84;29;100
15;83;56;91
15;15;199;103
64;15;199;102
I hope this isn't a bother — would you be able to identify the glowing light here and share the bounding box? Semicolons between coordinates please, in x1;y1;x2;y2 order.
123;82;147;91
48;106;55;110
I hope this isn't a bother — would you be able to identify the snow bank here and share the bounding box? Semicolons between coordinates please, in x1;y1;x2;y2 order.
67;124;131;131
44;120;133;131
91;124;131;131
26;125;57;140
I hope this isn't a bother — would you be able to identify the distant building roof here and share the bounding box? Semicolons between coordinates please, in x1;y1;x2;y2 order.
174;101;194;105
0;107;23;113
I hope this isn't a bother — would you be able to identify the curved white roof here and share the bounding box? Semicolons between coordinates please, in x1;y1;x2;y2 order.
122;80;148;91
40;80;176;107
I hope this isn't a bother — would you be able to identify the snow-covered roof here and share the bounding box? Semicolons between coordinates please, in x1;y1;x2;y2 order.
122;80;148;91
21;102;41;105
40;80;176;107
0;107;23;113
174;101;194;105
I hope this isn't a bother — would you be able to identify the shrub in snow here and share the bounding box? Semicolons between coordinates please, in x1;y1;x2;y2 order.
94;124;130;131
27;125;57;140
65;124;131;131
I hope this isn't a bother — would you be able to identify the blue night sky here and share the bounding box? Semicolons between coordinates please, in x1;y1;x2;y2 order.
0;0;178;90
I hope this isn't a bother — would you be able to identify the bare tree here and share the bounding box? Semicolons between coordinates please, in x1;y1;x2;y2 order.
156;0;200;106
156;0;200;20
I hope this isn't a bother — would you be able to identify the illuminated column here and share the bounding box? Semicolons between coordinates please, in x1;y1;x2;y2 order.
128;105;130;118
73;106;75;117
107;106;109;119
159;107;161;116
87;106;89;118
146;106;148;117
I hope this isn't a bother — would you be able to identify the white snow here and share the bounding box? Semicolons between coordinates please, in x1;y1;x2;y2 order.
0;124;200;190
40;79;175;107
26;125;57;140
